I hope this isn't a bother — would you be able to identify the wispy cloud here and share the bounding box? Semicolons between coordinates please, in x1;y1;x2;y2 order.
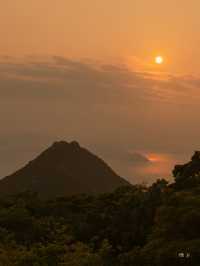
0;56;199;182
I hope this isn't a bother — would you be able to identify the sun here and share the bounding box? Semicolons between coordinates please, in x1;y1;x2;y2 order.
155;56;164;64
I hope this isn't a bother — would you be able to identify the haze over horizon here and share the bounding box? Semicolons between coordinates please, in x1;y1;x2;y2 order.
1;0;200;183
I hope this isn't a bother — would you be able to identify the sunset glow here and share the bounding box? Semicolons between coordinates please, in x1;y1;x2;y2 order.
0;0;199;184
1;1;200;262
155;56;164;65
147;153;169;163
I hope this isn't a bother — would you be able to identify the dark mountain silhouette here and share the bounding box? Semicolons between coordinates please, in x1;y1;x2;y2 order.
0;141;129;198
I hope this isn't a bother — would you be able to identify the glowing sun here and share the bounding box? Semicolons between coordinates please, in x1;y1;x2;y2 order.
155;56;164;64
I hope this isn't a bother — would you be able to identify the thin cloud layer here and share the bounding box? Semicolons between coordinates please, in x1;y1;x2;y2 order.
0;57;199;183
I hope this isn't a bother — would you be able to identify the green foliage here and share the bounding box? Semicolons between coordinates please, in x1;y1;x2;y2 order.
62;243;102;266
0;167;200;265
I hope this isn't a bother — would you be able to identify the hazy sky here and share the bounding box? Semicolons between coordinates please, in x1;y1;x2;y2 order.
0;0;200;183
1;0;200;73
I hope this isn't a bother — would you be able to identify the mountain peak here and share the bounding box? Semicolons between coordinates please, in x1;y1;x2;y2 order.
51;140;80;149
0;141;129;198
52;140;69;147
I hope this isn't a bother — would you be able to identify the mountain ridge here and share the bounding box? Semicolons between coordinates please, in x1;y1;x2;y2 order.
0;141;129;198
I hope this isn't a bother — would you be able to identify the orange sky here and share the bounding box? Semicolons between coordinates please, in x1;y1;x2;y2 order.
1;0;200;74
0;1;200;183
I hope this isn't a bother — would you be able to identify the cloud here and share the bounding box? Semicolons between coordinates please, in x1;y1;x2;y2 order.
0;56;199;182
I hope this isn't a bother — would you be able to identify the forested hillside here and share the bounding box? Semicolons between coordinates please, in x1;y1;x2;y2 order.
0;153;199;265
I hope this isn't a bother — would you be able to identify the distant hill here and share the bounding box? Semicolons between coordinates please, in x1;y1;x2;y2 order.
0;141;129;198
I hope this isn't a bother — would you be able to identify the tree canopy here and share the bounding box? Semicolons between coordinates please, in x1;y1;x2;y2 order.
0;152;200;265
